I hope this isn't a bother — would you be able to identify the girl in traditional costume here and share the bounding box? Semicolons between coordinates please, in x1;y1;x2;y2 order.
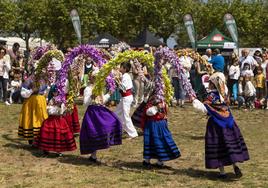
142;89;181;167
18;79;48;145
192;72;249;178
79;71;122;162
34;85;77;155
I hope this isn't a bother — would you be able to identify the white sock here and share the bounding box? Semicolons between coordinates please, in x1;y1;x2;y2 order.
219;166;225;174
91;151;97;159
144;159;150;163
157;160;164;166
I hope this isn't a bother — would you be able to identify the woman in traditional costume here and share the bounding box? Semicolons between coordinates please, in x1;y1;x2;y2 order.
18;79;48;145
192;72;249;178
79;72;122;162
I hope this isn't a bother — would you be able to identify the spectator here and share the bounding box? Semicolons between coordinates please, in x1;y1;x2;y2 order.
203;48;212;61
8;73;22;104
244;74;256;110
228;53;240;104
0;46;11;105
209;49;225;72
239;49;259;73
254;67;265;100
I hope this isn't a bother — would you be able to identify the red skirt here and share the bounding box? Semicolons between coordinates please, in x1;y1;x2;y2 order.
35;116;77;152
64;105;80;134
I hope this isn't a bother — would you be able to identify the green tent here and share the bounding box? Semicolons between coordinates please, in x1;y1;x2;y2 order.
196;28;236;49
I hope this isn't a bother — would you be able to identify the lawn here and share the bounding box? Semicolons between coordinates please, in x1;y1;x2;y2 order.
0;103;267;188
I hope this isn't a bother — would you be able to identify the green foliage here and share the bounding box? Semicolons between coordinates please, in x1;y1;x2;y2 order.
1;0;268;49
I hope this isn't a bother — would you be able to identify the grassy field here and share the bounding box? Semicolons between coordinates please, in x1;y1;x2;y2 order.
0;103;267;188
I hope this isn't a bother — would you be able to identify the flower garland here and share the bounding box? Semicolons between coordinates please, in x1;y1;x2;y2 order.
92;50;173;103
55;45;106;108
92;50;154;96
155;47;196;101
34;49;64;85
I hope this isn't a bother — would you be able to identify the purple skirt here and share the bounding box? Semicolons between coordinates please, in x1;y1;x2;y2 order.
205;118;249;169
80;105;122;154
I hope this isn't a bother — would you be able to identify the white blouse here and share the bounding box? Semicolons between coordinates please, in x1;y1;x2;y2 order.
192;99;207;113
83;85;110;107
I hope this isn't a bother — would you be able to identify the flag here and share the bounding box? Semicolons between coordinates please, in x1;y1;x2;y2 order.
70;9;82;44
224;13;238;44
183;14;196;49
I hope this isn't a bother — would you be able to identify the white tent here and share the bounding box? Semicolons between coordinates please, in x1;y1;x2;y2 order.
0;37;49;50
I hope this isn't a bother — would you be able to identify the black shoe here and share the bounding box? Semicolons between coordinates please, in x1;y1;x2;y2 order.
28;140;33;145
218;173;227;179
154;163;165;169
234;166;243;178
142;161;151;168
88;156;97;163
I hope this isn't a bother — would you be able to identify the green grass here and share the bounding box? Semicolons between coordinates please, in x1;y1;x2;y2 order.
0;103;267;188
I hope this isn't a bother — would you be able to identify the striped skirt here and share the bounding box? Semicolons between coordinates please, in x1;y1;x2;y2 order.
34;116;77;152
143;120;181;161
18;95;48;140
63;104;80;134
131;101;146;130
205;118;249;169
80;105;122;154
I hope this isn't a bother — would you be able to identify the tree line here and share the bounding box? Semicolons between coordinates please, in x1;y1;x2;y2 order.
0;0;267;50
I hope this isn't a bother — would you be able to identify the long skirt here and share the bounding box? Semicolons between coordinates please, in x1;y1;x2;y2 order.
18;95;48;140
143;120;181;161
131;101;146;130
63;105;80;134
80;105;122;154
205;118;250;169
34;116;77;152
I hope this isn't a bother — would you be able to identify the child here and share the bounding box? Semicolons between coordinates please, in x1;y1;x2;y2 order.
8;73;22;104
244;74;256;110
34;85;77;156
228;58;240;104
254;67;265;100
114;62;138;139
79;73;122;162
237;76;245;109
143;90;181;167
192;72;249;178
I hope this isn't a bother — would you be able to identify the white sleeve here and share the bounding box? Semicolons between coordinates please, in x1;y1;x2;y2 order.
20;87;33;98
103;93;111;104
146;106;158;116
83;86;92;106
47;106;60;115
192;99;207;113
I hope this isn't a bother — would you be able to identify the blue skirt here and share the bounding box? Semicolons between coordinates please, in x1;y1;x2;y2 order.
143;120;181;161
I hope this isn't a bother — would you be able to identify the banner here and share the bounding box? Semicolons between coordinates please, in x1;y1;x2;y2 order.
224;13;238;44
183;14;196;49
70;9;81;44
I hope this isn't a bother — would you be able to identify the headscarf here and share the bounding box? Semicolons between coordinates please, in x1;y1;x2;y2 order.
209;72;226;102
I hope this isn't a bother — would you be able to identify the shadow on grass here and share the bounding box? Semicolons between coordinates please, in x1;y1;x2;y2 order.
57;154;110;167
112;161;238;182
2;134;50;158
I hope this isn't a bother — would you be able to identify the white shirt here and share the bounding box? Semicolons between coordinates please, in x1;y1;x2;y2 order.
229;65;240;80
261;61;267;78
83;85;110;107
240;56;258;71
121;73;133;90
0;55;11;79
244;81;256;97
179;56;192;78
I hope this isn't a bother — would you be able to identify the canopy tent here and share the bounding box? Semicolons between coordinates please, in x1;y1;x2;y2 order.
89;33;120;48
130;29;165;47
196;28;236;49
0;37;48;50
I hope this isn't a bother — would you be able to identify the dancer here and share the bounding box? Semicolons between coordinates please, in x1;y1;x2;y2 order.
142;89;181;167
192;72;249;178
34;85;77;156
114;62;138;139
80;73;122;162
18;79;48;145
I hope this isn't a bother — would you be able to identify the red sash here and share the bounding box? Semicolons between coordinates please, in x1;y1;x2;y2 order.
120;89;132;97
